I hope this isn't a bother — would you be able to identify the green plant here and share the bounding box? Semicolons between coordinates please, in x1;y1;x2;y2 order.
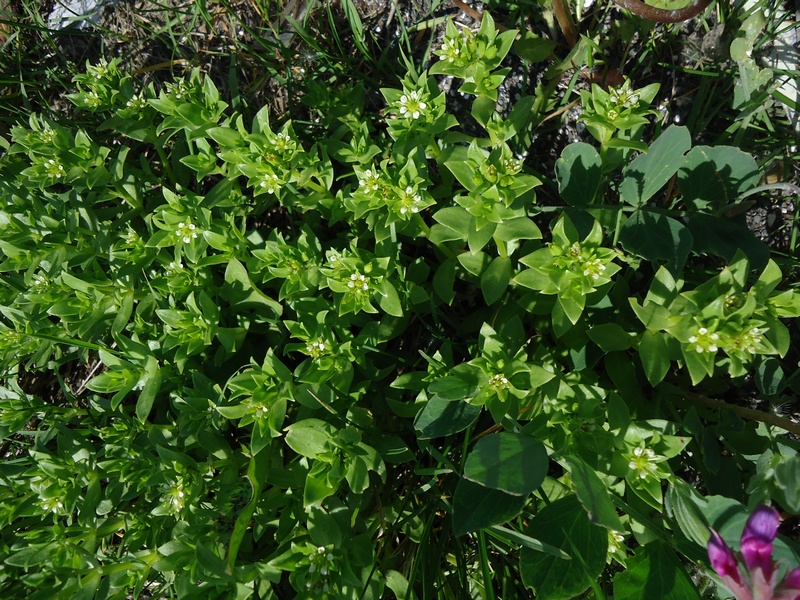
1;6;800;600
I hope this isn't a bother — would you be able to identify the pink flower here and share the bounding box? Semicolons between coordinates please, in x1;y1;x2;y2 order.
708;506;800;600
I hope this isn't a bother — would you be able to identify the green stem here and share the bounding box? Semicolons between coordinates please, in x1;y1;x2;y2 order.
415;214;458;260
414;213;431;237
152;134;175;182
477;529;497;600
303;178;330;195
612;204;624;247
24;331;123;357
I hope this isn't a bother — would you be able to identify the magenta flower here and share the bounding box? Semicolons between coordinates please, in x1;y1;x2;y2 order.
708;505;800;600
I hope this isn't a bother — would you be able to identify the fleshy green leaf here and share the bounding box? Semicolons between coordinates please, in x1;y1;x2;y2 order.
481;256;512;305
567;456;625;531
638;331;671;386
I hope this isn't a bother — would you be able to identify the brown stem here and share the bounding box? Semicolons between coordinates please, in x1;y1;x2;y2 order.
553;0;579;48
612;0;715;23
452;0;511;31
452;0;485;23
678;391;800;436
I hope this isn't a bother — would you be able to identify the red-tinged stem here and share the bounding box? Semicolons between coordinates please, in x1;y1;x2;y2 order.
612;0;715;23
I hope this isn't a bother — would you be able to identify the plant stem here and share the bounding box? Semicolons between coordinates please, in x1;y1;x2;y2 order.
676;390;800;435
612;0;715;23
553;0;578;48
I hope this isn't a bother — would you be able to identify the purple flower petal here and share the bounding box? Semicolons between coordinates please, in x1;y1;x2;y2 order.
741;505;780;580
782;567;800;590
773;567;800;600
709;530;744;580
709;530;753;599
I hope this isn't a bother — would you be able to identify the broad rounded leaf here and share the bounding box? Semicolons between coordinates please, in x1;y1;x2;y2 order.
463;432;547;496
619;211;692;275
619;126;691;207
414;397;481;439
678;145;759;211
284;419;334;458
452;479;526;536
520;495;608;599
687;213;769;271
612;540;701;600
556;142;602;205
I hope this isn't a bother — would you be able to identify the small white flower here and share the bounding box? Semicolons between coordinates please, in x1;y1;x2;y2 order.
306;340;327;359
732;325;766;355
84;90;102;107
259;173;281;194
41;497;64;513
175;221;199;244
581;258;607;281
45;158;66;179
358;168;381;192
39;127;56;143
488;374;510;389
501;157;523;174
628;446;658;479
440;37;461;62
397;186;423;216
346;272;370;294
273;132;293;153
398;90;428;120
688;325;720;353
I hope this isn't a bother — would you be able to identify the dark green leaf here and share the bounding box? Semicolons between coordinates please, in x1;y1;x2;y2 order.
587;324;633;352
464;432;547;495
495;217;542;242
686;213;769;271
678;145;759;211
481;256;512;305
774;455;800;513
619;126;691;206
520;495;607;599
515;31;556;62
135;366;162;422
567;456;625;531
452;479;526;536
665;479;711;547
755;357;786;396
433;258;457;304
638;331;670;386
613;541;701;600
556;143;602;205
619;211;692;275
414;397;481;438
